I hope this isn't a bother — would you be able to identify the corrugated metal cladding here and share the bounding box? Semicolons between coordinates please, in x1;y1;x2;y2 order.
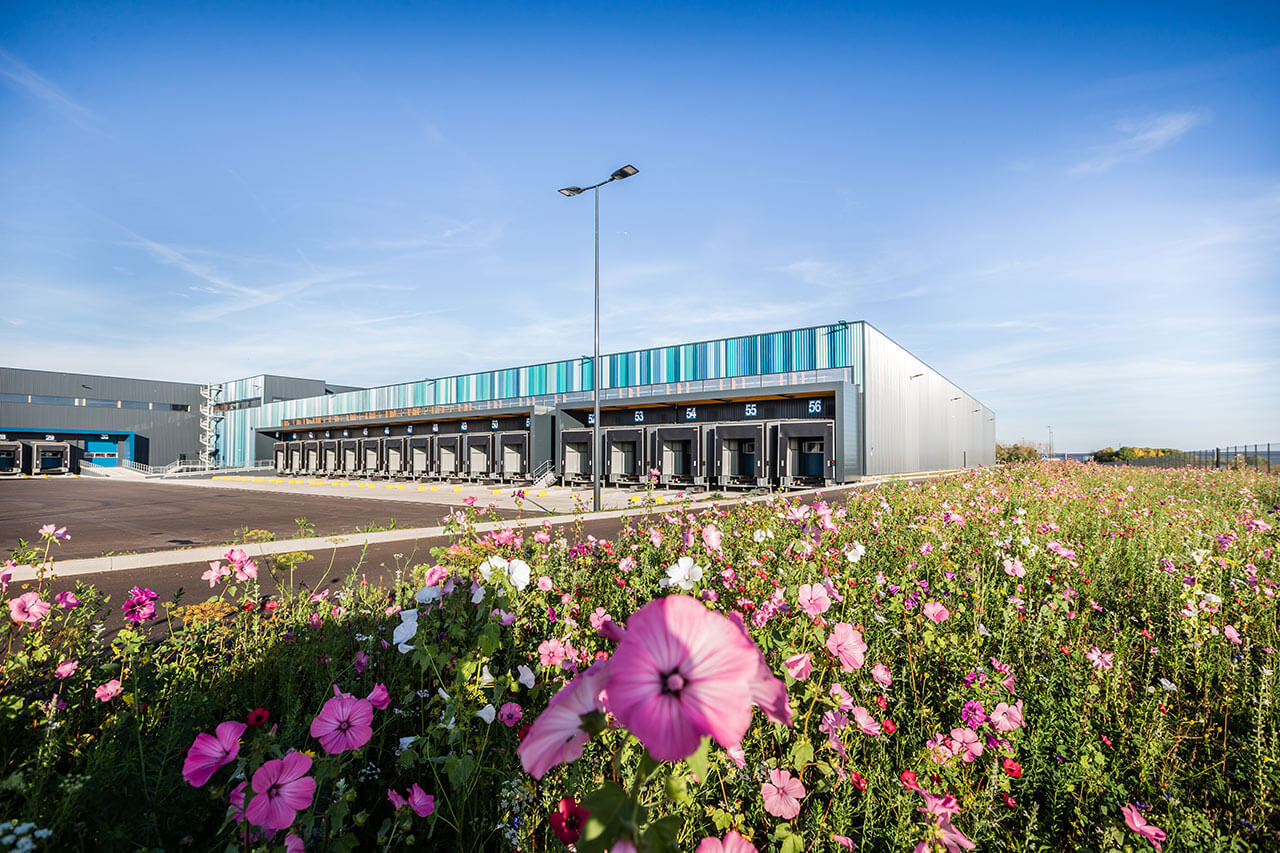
0;368;203;465
216;323;863;466
860;325;995;475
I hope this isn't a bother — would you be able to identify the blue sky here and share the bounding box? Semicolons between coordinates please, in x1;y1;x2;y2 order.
2;1;1277;451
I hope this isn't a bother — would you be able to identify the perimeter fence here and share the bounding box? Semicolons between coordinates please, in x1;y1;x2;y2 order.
1111;443;1276;473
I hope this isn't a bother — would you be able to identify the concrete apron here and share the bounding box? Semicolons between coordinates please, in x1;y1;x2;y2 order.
9;470;960;582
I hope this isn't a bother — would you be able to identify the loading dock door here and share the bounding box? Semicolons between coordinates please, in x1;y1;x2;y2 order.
409;437;433;477
775;420;836;486
559;429;594;482
304;442;321;473
85;438;118;466
341;441;360;474
604;427;645;484
437;436;462;478
322;441;339;474
498;433;529;479
649;425;704;485
712;422;767;487
274;443;287;473
0;442;21;475
288;443;303;473
466;435;493;478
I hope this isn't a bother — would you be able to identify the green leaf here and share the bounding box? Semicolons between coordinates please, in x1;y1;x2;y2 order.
686;736;711;783
643;815;682;852
665;773;690;803
789;739;814;771
780;832;805;853
711;808;733;832
576;782;634;853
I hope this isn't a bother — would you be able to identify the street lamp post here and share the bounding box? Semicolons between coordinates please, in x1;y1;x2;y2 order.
558;164;638;512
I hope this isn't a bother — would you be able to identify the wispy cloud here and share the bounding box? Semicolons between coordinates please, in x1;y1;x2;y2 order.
0;48;100;130
1070;112;1206;175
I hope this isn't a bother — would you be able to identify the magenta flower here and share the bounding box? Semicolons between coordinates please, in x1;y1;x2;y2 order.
122;587;159;623
245;752;316;830
498;701;523;727
761;768;805;819
9;592;51;625
183;720;247;787
916;791;975;852
950;727;983;762
407;783;434;817
95;679;122;702
1085;647;1114;670
696;830;759;852
538;637;568;667
388;788;408;810
285;834;304;853
784;653;812;681
825;623;867;672
923;601;949;622
354;651;369;674
990;700;1026;732
1224;625;1242;644
310;693;374;753
517;660;610;779
796;583;831;618
54;659;78;679
366;683;390;710
1121;804;1166;850
54;591;80;609
871;663;892;687
604;595;773;762
852;706;882;737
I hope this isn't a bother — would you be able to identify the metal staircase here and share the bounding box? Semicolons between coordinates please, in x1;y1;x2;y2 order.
199;384;223;468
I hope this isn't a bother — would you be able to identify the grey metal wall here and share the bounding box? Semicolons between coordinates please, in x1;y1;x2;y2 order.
0;368;203;465
861;326;995;475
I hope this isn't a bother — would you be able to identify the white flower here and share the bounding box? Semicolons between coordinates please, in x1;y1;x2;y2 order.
438;688;450;701
1159;677;1178;692
397;735;416;754
480;664;495;688
507;558;531;591
518;664;536;689
752;529;775;543
416;585;440;604
392;609;419;652
478;556;509;581
845;541;866;563
476;704;497;724
660;556;703;590
978;623;992;637
471;584;486;604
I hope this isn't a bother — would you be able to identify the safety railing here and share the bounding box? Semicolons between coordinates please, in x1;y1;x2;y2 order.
1107;443;1275;473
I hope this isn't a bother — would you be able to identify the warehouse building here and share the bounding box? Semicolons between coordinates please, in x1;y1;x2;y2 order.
218;321;994;487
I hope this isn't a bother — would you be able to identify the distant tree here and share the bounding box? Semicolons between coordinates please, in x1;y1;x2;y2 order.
1093;446;1181;464
997;443;1040;464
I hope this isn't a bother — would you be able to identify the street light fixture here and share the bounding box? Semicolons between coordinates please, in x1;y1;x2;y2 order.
558;164;639;512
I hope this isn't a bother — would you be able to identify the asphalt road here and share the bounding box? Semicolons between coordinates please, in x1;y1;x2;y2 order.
0;477;526;559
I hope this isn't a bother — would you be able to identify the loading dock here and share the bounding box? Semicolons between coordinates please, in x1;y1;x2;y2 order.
711;422;769;489
303;440;321;475
604;427;646;487
497;432;529;481
320;439;340;476
383;437;408;478
436;435;463;480
559;428;594;485
464;433;495;481
408;436;434;479
775;420;836;488
0;441;24;476
273;441;287;474
287;441;304;476
339;439;361;477
359;438;383;478
29;440;72;475
648;425;708;487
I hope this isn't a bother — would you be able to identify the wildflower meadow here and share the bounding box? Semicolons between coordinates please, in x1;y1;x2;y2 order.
1;461;1277;852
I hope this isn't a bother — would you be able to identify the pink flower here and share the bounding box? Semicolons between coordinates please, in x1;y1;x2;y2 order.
871;663;892;687
1085;647;1113;670
95;679;122;702
407;783;434;817
183;720;247;787
761;768;805;819
832;835;855;850
538;637;568;667
534;530;551;544
796;583;831;618
388;788;408;810
245;752;316;830
202;561;229;587
852;706;881;737
353;651;369;674
604;595;778;762
919;542;933;555
990;700;1025;732
950;726;983;762
1225;625;1242;644
538;575;554;591
1002;558;1025;578
517;660;610;779
38;524;56;536
702;524;723;552
916;793;975;853
285;834;304;853
9;592;50;624
234;559;259;582
696;830;759;852
498;701;523;727
826;623;867;671
54;659;78;679
366;683;390;710
923;601;949;623
618;556;637;573
310;694;374;753
54;591;80;609
784;653;812;681
1122;804;1166;850
830;682;854;711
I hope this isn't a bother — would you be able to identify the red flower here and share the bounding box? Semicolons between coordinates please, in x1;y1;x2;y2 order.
850;771;867;791
549;797;590;845
1002;757;1022;778
875;695;888;711
264;600;280;611
248;707;270;727
1002;791;1017;809
593;650;609;662
900;770;920;790
882;718;897;735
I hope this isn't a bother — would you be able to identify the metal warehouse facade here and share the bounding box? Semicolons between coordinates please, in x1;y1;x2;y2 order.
219;321;995;487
